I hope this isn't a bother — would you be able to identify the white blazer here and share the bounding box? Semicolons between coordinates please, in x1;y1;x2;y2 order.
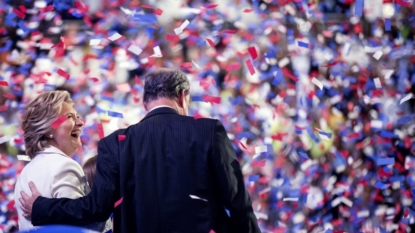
14;146;90;231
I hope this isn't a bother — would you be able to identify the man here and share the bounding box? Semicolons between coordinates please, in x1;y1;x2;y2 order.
19;68;260;233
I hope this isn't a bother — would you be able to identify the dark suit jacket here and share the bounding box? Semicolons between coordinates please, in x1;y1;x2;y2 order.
32;107;260;233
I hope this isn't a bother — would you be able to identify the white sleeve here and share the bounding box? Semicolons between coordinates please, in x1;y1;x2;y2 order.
50;158;87;199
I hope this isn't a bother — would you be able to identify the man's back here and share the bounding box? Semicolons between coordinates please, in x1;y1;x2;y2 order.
109;107;259;232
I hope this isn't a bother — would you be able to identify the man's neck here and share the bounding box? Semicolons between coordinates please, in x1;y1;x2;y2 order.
147;98;178;112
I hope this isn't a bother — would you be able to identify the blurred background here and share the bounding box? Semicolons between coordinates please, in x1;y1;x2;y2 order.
1;0;415;232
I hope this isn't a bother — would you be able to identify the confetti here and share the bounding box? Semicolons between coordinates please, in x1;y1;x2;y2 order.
283;197;299;202
311;77;323;90
57;68;70;80
245;59;255;75
248;175;259;182
206;38;215;47
51;115;67;129
243;9;253;13
116;83;131;93
174;20;190;35
354;0;363;17
0;81;8;86
118;135;126;141
297;41;309;48
278;57;290;68
108;111;124;118
206;4;218;8
108;32;122;41
17;155;31;161
247;47;258;60
89;39;101;46
373;51;383;60
151;46;162;57
189;195;208;202
255;145;267;154
114;197;123;208
165;34;180;42
97;123;105;139
154;8;163;15
385;18;391;31
127;44;143;56
374;182;390;190
399;93;412;105
252;160;266;167
226;63;241;71
376;157;395;166
203;95;221;104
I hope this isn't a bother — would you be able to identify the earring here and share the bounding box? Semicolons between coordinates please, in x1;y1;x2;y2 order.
49;134;53;138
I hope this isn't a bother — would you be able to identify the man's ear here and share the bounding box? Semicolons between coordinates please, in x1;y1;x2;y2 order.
143;102;148;111
177;89;186;108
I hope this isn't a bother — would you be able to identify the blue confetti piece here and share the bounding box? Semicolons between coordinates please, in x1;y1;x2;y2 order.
318;131;332;138
385;18;391;31
374;181;390;190
224;208;231;217
376;157;395;166
297;41;309;48
107;110;123;118
389;175;404;182
248;175;259;182
191;95;204;102
397;115;412;125
272;71;282;86
306;126;320;143
101;95;115;102
298;152;308;159
411;188;415;196
354;0;363;17
380;130;395;138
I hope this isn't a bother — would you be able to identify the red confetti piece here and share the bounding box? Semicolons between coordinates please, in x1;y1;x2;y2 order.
154;8;163;15
114;197;123;208
18;5;27;13
226;63;241;71
281;68;299;82
203;95;221;104
90;77;99;82
141;4;154;10
2;93;14;99
243;9;253;13
51;115;67;129
13;8;25;19
0;105;8;112
43;5;54;12
247;47;258;60
14;138;24;144
245;59;255;75
0;81;8;86
322;61;338;67
97;123;105;139
82;54;97;62
6;200;15;210
69;56;78;66
348;133;360;139
252;160;265;167
206;4;218;8
118;135;126;141
219;29;236;34
206;38;215;47
239;141;248;150
209;230;216;233
165;34;180;42
57;68;70;80
134;75;141;85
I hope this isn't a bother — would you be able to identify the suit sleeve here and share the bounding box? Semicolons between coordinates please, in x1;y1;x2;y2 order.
51;160;86;199
210;120;261;233
31;137;120;226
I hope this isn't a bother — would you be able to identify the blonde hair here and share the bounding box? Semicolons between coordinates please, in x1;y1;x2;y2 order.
22;90;74;159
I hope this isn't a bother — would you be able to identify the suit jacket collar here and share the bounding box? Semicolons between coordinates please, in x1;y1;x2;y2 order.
140;107;179;122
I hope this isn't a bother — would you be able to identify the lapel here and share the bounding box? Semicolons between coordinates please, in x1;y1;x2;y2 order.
139;107;179;123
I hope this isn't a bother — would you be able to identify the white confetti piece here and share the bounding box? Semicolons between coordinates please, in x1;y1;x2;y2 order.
341;197;353;207
174;19;190;35
17;155;31;161
370;120;383;128
384;69;394;80
357;210;369;218
128;44;142;56
374;77;382;89
108;32;122;41
231;117;238;123
189;195;207;202
255;145;268;154
89;39;101;46
278;57;290;67
400;93;413;105
283;197;298;202
373;51;383;60
259;187;271;195
151;46;162;57
0;136;10;144
191;60;201;70
343;43;351;56
311;77;323;90
331;197;341;207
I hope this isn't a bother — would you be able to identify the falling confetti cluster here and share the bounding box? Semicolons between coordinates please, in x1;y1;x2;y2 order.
0;0;415;232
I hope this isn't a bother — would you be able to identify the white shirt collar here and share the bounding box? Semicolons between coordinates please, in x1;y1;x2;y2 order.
39;145;69;157
148;105;175;112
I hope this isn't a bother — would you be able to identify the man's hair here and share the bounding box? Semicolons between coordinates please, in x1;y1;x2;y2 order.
83;155;97;189
143;68;190;104
22;90;74;159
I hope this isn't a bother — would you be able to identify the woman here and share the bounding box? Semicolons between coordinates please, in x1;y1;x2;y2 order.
14;90;91;230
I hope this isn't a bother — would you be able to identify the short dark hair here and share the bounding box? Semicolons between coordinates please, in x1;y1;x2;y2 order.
83;155;97;189
143;68;190;104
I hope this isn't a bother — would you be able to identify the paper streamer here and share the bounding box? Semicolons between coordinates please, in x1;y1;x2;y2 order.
311;77;323;90
400;93;413;105
114;197;123;207
51;115;67;129
246;59;255;75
